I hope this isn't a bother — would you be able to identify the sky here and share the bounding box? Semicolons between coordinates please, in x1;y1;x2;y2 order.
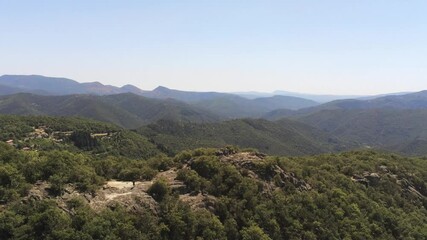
0;0;426;95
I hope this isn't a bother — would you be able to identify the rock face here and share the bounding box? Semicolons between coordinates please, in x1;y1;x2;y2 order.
220;151;266;167
179;193;217;211
365;173;380;185
350;166;426;202
219;151;312;193
273;166;312;191
22;181;51;202
352;172;381;187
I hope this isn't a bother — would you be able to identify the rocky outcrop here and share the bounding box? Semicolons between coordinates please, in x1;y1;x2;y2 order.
351;166;426;202
20;168;189;215
155;169;186;192
179;193;217;211
21;180;159;214
89;181;158;214
352;172;381;187
273;166;312;191
219;152;311;193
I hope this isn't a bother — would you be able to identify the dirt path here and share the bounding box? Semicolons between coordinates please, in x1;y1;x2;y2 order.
104;192;133;201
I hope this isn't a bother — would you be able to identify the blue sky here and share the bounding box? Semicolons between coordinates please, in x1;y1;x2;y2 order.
1;0;426;94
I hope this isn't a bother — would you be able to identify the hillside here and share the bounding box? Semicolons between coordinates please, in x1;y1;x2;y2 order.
0;75;144;95
101;93;219;124
141;86;231;102
262;90;427;121
137;118;346;156
0;75;320;119
193;94;317;119
0;84;31;95
0;93;219;128
262;108;297;120
0;115;160;158
296;108;427;155
300;90;427;113
0;140;425;239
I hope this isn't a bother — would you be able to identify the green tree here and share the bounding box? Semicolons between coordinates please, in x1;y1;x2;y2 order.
241;225;272;240
148;179;169;202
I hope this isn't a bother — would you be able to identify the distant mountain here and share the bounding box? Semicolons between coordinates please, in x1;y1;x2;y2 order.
262;108;297;120
137;118;347;156
120;84;146;95
356;92;411;100
0;75;320;117
235;90;365;102
80;82;125;95
0;84;44;95
193;94;318;119
252;95;317;110
141;86;231;102
101;93;219;124
296;108;427;156
193;95;267;118
137;86;319;119
300;90;427;112
236;90;412;103
273;90;365;103
5;74;426;124
232;91;274;99
0;75;83;95
263;90;427;120
0;93;219;128
0;75;144;95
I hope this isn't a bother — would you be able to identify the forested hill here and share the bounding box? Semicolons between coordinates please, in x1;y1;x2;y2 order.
295;108;427;156
0;93;219;128
0;141;425;239
262;90;427;120
137;118;350;156
0;115;160;159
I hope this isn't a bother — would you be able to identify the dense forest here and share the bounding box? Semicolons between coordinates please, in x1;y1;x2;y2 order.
137;118;346;156
0;115;426;239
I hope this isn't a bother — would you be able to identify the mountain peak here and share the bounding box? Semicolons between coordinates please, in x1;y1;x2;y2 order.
153;86;170;92
82;81;103;87
121;84;144;94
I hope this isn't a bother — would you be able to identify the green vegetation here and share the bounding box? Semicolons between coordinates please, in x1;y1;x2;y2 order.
138;118;346;156
0;93;218;128
0;115;426;239
296;108;427;155
0;115;160;159
193;94;317;119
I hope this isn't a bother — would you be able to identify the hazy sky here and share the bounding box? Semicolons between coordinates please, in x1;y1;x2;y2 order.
1;0;426;94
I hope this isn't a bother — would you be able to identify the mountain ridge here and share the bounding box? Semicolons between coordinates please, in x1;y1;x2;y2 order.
137;118;348;156
0;74;145;96
0;93;220;128
263;90;427;120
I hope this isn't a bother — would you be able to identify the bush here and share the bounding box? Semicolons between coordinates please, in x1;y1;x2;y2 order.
147;179;169;202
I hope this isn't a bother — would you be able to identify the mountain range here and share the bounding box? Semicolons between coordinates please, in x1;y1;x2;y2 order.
263;90;427;119
0;75;321;119
0;93;220;129
0;75;146;95
2;74;427;156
